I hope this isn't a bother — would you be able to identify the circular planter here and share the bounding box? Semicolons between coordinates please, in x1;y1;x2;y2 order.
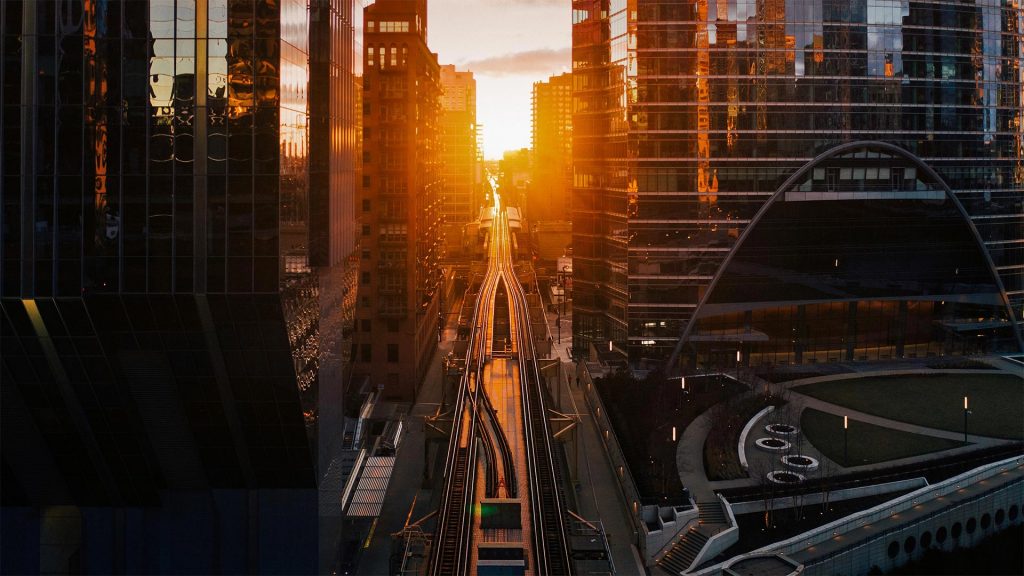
767;471;805;485
755;437;792;452
781;454;819;472
765;423;800;437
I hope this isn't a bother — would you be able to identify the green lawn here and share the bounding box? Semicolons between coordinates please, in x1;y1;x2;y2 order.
795;373;1024;440
801;408;965;467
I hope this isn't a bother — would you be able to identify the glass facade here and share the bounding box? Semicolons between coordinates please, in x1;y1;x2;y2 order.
572;0;1024;368
531;72;574;222
440;64;479;228
1;3;362;568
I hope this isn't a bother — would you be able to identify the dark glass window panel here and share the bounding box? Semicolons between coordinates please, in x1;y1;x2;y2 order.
227;257;253;292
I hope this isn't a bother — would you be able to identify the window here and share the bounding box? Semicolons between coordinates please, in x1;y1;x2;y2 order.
387;320;399;333
903;536;916;555
379;224;407;242
367;45;375;67
362;225;371;236
378;21;409;33
361;319;371;332
361;344;371;362
361;272;371;285
362;198;371;211
360;296;370;308
361;249;370;260
387;343;399;363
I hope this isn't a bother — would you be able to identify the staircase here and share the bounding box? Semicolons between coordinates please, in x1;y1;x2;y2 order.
657;527;710;575
698;500;728;525
658;500;732;575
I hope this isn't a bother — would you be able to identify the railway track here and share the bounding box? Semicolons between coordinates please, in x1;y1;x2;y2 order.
501;215;573;576
429;238;499;575
430;201;571;575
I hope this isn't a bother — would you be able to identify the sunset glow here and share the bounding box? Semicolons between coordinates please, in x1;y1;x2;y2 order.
429;0;569;159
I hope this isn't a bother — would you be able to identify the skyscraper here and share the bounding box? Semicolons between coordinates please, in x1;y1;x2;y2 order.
531;72;573;222
0;0;362;571
440;64;480;239
356;0;444;400
571;0;1023;369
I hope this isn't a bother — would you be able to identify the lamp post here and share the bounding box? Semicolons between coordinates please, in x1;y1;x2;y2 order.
561;264;570;317
735;349;742;381
843;415;849;466
963;396;969;443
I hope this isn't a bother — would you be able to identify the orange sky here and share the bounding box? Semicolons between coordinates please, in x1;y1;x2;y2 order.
428;0;570;159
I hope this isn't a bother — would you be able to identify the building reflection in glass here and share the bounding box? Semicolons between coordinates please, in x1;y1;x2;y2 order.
572;0;1024;369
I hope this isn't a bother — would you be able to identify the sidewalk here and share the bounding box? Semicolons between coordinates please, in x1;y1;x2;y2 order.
536;296;646;573
560;361;648;575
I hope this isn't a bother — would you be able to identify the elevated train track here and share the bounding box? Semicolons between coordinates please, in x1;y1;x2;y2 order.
430;198;572;575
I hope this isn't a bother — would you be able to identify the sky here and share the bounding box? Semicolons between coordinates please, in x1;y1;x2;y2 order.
427;0;571;160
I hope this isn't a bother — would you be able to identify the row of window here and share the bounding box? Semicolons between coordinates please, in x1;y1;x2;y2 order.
366;45;409;68
368;20;410;33
358;342;401;363
885;504;1020;560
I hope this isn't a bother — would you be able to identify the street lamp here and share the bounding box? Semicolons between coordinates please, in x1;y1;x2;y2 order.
843;415;849;465
561;264;570;317
963;396;970;443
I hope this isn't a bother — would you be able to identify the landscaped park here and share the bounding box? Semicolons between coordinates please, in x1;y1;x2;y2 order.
801;408;965;467
795;373;1024;441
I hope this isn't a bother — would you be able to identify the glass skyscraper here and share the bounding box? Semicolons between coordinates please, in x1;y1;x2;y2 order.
572;0;1023;370
0;0;361;571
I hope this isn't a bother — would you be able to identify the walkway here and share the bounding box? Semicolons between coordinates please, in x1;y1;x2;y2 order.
538;294;647;574
675;366;1020;503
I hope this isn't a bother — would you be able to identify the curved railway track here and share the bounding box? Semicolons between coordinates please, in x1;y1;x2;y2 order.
430;201;571;575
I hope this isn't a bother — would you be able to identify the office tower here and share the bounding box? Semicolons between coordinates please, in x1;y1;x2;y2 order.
0;0;361;571
499;148;532;211
356;0;443;400
571;0;1023;369
440;64;480;245
531;72;573;222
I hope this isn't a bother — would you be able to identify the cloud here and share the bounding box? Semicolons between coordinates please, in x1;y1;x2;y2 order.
460;47;571;77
